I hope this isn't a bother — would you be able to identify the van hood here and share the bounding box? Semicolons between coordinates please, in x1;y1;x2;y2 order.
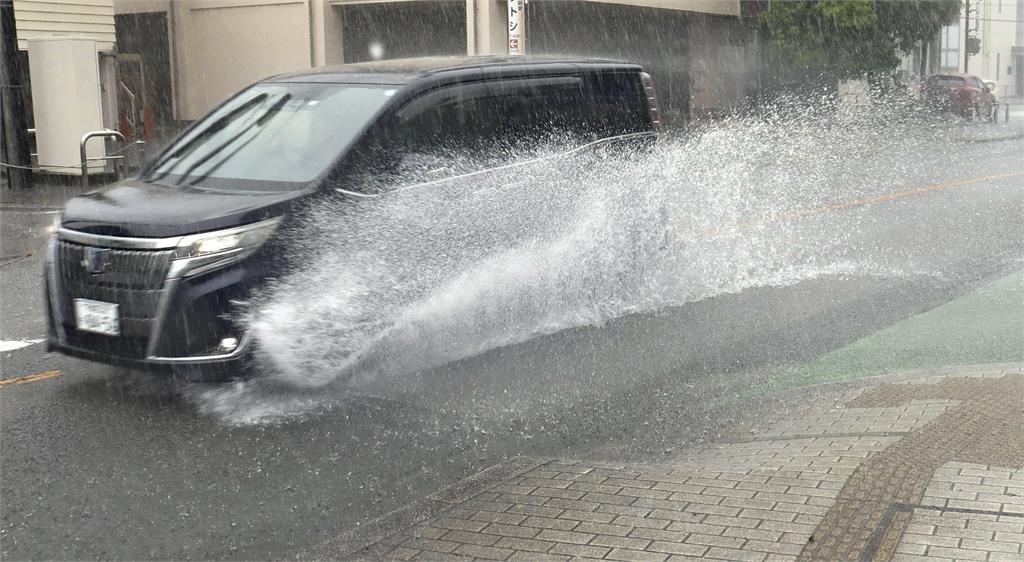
60;179;307;238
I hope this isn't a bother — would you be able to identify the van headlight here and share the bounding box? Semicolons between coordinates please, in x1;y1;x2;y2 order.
168;216;282;278
46;212;62;235
45;213;62;263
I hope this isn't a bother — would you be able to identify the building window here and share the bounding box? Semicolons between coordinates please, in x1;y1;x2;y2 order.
940;23;960;69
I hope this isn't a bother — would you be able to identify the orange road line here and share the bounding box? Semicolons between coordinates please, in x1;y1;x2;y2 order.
0;370;62;388
740;170;1024;230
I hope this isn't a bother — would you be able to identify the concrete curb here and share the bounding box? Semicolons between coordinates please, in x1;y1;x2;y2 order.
955;129;1024;143
299;456;547;561
772;361;1024;395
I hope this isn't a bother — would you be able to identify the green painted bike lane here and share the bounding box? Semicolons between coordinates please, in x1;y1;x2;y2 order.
764;269;1024;391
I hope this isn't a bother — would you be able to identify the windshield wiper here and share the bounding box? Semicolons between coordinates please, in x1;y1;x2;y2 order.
183;102;303;188
147;93;270;182
171;94;292;187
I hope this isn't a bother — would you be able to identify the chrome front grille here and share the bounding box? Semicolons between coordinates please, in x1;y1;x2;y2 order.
55;240;175;358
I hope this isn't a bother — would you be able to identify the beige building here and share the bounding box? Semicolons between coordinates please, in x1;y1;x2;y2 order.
107;0;757;127
975;0;1021;96
8;0;759;150
941;0;1021;96
905;0;1023;98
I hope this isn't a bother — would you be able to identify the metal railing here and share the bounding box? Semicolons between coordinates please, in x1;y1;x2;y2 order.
80;130;127;187
1;129;144;181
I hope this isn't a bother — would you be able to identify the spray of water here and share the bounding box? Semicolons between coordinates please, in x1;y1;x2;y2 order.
197;100;963;422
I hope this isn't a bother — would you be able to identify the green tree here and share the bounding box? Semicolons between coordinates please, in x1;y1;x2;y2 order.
761;0;960;79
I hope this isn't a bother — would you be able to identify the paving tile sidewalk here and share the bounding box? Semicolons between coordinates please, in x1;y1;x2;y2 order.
306;364;1024;561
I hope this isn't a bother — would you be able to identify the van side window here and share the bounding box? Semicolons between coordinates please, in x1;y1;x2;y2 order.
348;72;650;189
393;73;649;157
396;77;589;157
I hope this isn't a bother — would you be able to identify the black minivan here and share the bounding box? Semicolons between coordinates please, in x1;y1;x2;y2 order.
45;55;661;378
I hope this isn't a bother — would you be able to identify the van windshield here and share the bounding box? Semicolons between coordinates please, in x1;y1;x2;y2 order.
145;83;395;191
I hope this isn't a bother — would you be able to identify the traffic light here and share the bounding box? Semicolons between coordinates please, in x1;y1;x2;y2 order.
967;36;981;56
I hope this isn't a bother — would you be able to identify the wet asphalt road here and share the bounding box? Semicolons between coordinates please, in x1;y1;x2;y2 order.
1;133;1023;560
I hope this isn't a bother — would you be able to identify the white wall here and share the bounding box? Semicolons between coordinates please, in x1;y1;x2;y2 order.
583;0;739;17
172;0;313;120
113;0;168;15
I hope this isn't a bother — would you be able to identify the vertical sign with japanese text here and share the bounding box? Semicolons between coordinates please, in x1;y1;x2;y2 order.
508;0;524;55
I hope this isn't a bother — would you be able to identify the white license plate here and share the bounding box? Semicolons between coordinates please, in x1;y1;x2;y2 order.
74;299;120;336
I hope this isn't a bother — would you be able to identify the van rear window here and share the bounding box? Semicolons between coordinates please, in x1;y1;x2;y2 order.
928;75;966;87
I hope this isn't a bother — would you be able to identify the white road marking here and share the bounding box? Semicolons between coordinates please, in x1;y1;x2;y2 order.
0;339;45;353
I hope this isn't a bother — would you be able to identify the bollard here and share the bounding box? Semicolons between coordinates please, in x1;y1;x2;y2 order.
1006;103;1010;123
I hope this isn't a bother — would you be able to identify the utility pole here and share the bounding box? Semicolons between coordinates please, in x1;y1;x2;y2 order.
1;0;33;189
919;40;928;78
963;0;970;73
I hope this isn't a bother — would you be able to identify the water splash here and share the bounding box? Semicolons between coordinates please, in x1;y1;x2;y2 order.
198;101;961;422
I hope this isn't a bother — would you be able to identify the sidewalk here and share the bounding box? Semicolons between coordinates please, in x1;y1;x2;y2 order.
307;364;1024;561
952;102;1024;142
0;177;98;210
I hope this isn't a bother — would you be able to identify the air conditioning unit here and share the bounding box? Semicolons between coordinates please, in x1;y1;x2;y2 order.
27;37;107;176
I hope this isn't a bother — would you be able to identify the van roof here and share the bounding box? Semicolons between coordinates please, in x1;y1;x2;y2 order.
265;55;642;85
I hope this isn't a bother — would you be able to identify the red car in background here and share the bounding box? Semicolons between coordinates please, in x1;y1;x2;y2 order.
924;73;997;120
